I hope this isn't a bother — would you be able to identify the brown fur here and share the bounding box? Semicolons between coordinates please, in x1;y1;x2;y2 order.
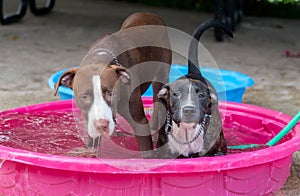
55;12;172;158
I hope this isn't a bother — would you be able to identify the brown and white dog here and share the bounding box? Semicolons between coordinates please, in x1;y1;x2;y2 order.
55;12;172;158
156;19;232;158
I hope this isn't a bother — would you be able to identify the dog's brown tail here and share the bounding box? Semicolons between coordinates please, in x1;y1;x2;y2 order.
188;19;233;80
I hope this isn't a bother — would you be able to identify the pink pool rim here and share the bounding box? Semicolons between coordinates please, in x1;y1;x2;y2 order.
0;98;300;195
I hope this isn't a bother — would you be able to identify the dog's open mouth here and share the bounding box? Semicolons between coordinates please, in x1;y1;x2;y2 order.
169;121;205;145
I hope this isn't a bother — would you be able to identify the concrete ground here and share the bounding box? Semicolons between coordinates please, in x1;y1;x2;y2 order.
0;0;299;194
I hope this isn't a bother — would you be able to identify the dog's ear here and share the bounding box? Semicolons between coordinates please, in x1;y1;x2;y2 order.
208;85;218;102
157;85;170;99
210;92;217;101
110;65;131;84
54;68;79;96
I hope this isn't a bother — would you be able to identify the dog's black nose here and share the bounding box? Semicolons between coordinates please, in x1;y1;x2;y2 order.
182;106;196;115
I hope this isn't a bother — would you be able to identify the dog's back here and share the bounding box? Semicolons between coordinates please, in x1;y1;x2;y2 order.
121;12;166;29
81;12;171;69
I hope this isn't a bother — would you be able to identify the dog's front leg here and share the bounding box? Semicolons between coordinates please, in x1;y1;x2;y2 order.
117;94;155;158
150;63;170;133
150;81;166;133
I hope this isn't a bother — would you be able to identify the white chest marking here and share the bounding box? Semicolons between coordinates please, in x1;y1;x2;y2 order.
167;121;204;157
87;75;115;138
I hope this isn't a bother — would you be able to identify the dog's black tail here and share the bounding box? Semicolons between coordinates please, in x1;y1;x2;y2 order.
188;19;233;79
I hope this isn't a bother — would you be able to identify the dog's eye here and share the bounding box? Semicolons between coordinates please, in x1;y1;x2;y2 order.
195;89;205;98
80;94;91;103
103;90;113;97
103;91;113;104
107;91;113;97
172;92;180;98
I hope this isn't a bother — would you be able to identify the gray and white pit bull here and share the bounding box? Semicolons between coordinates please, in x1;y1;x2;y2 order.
55;12;172;158
156;19;232;158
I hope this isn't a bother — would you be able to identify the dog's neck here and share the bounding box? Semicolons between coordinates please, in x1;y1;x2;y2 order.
165;110;172;133
163;109;211;157
95;48;122;67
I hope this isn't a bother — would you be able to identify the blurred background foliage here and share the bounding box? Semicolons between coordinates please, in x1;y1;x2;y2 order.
122;0;300;19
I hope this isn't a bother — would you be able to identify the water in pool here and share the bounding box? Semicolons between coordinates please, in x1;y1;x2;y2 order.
0;110;269;158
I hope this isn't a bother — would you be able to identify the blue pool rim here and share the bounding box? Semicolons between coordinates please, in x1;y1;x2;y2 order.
48;64;254;102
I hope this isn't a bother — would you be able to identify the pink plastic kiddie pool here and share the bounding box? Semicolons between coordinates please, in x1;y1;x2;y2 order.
0;98;299;195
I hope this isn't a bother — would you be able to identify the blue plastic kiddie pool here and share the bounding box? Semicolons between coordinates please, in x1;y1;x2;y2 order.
48;64;254;102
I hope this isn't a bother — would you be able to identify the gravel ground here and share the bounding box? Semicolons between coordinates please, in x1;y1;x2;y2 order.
0;0;299;195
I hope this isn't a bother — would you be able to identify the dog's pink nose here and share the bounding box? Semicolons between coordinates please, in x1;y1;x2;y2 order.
94;119;109;134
